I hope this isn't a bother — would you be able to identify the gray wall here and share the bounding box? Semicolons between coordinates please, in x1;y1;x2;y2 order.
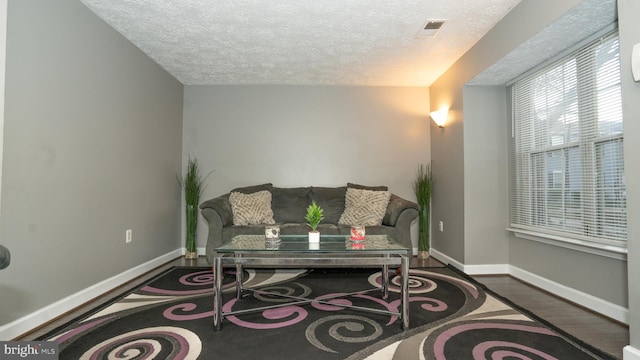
0;1;6;218
0;0;183;326
429;0;581;265
430;0;629;311
619;0;640;353
429;77;465;261
462;86;510;265
183;85;430;250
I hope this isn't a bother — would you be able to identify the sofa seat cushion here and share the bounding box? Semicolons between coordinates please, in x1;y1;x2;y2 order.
222;225;267;240
271;187;311;223
339;224;396;236
279;223;341;235
229;190;275;225
221;223;342;240
339;188;391;226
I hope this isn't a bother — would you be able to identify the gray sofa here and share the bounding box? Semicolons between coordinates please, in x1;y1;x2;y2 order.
200;183;419;264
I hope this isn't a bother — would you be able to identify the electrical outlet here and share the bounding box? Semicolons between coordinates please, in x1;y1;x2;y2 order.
126;229;132;243
439;221;444;232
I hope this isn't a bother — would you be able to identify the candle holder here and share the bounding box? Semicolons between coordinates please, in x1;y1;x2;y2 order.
350;226;365;241
265;225;280;240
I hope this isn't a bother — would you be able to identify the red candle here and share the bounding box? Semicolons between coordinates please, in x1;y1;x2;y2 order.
350;226;365;240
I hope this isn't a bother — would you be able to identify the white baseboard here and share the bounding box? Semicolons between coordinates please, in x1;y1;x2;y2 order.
428;248;629;324
2;247;630;340
624;345;640;360
0;249;182;341
429;249;509;275
181;246;206;255
508;265;629;324
464;263;510;275
429;248;465;271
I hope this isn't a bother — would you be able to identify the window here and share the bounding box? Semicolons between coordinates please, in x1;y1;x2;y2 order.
511;30;626;248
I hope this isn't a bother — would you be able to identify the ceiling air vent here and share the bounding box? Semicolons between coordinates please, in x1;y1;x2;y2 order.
417;20;446;38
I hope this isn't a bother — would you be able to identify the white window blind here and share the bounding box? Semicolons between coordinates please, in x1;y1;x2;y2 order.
511;30;626;247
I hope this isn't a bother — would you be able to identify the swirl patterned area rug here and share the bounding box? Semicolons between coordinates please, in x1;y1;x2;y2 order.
40;266;616;360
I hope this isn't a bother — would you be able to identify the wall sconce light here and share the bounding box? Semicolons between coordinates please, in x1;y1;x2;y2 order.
430;108;448;128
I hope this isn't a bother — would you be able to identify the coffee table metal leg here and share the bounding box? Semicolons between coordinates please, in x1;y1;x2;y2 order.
213;257;223;331
235;261;243;299
401;255;409;330
382;263;389;299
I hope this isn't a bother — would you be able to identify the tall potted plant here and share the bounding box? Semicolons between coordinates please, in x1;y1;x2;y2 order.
178;156;209;259
412;163;433;259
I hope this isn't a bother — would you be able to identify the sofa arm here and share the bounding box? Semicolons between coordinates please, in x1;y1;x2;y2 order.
383;194;419;227
200;194;233;264
200;194;233;227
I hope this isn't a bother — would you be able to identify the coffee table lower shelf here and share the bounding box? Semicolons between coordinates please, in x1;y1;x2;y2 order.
212;255;410;331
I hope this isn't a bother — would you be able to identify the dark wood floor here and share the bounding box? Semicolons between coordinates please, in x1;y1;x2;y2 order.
18;255;628;359
473;274;629;359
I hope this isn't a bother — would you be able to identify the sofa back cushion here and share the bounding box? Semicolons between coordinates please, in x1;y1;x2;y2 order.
347;183;389;191
271;187;311;223
310;186;346;224
232;183;273;194
339;188;391;226
229;190;275;225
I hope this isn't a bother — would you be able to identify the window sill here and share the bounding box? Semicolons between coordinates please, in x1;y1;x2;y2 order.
506;227;627;261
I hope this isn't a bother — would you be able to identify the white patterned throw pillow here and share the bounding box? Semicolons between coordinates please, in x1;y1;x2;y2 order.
229;190;276;226
339;188;391;226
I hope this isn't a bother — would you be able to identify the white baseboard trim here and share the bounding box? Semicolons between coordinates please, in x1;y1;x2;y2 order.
428;249;629;325
624;345;640;360
464;263;510;275
181;247;206;256
429;249;509;275
508;265;629;324
0;249;182;341
429;248;465;271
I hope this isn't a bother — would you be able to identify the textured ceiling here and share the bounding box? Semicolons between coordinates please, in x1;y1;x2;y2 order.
469;0;617;85
80;0;521;86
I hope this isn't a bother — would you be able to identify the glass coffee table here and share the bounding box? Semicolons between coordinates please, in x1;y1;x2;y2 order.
212;234;410;331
